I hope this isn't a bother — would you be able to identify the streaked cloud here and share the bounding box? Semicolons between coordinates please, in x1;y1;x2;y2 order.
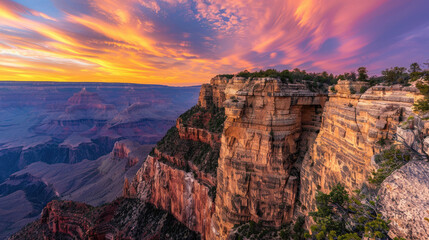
0;0;428;85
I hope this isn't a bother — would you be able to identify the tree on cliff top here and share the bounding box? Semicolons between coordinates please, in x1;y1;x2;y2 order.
409;62;422;73
381;67;409;85
357;67;369;82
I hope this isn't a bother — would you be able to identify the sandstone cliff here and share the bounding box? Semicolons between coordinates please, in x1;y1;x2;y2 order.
211;77;327;239
299;80;423;213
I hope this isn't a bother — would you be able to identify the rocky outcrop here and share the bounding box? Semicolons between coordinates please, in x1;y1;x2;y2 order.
299;81;423;213
378;161;429;240
129;155;215;238
177;117;221;147
211;77;326;239
10;198;200;240
198;76;229;108
112;140;145;168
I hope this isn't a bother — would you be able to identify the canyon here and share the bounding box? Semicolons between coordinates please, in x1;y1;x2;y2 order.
11;76;429;239
0;82;199;239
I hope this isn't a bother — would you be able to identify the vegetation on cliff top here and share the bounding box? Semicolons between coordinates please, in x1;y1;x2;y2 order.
235;68;336;92
217;62;429;91
307;184;398;240
180;105;226;133
368;146;411;187
154;126;219;175
414;81;429;112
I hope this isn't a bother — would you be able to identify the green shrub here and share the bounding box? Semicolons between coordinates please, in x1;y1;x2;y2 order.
349;87;356;94
359;86;368;93
179;105;226;133
368;146;411;186
381;66;410;85
292;216;306;240
414;82;429;112
414;99;429;112
309;184;391;239
216;74;234;79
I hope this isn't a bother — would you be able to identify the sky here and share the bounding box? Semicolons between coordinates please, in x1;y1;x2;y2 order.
0;0;428;85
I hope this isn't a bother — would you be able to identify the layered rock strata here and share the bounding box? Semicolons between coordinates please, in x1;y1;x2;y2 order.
299;81;423;213
211;78;327;239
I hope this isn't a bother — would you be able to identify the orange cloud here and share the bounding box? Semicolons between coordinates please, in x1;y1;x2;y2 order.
0;0;427;85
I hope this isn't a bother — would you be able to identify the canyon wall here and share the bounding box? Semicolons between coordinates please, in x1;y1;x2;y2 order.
211;77;327;239
299;80;423;213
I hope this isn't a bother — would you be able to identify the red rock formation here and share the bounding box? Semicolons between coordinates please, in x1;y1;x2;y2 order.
211;78;327;239
131;155;215;238
112;140;141;168
198;76;228;108
40;200;92;239
177;118;221;147
126;126;219;239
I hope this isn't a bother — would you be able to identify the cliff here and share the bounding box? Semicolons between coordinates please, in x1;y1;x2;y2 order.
211;77;327;239
299;81;423;214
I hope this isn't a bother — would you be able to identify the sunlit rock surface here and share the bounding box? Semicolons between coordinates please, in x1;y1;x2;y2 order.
378;161;429;240
211;77;327;239
299;81;423;214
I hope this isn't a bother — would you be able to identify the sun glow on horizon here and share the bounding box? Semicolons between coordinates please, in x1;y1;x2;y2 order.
0;0;428;85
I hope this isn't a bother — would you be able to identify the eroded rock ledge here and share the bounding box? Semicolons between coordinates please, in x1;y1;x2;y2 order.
211;77;327;239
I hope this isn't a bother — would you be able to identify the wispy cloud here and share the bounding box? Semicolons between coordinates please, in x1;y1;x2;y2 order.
0;0;428;85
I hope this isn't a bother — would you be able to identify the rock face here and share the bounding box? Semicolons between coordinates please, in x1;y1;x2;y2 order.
198;76;228;108
10;198;200;240
299;81;423;213
378;161;429;240
125;81;226;239
211;77;327;239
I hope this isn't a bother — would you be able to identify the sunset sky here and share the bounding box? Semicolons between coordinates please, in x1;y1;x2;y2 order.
0;0;428;85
